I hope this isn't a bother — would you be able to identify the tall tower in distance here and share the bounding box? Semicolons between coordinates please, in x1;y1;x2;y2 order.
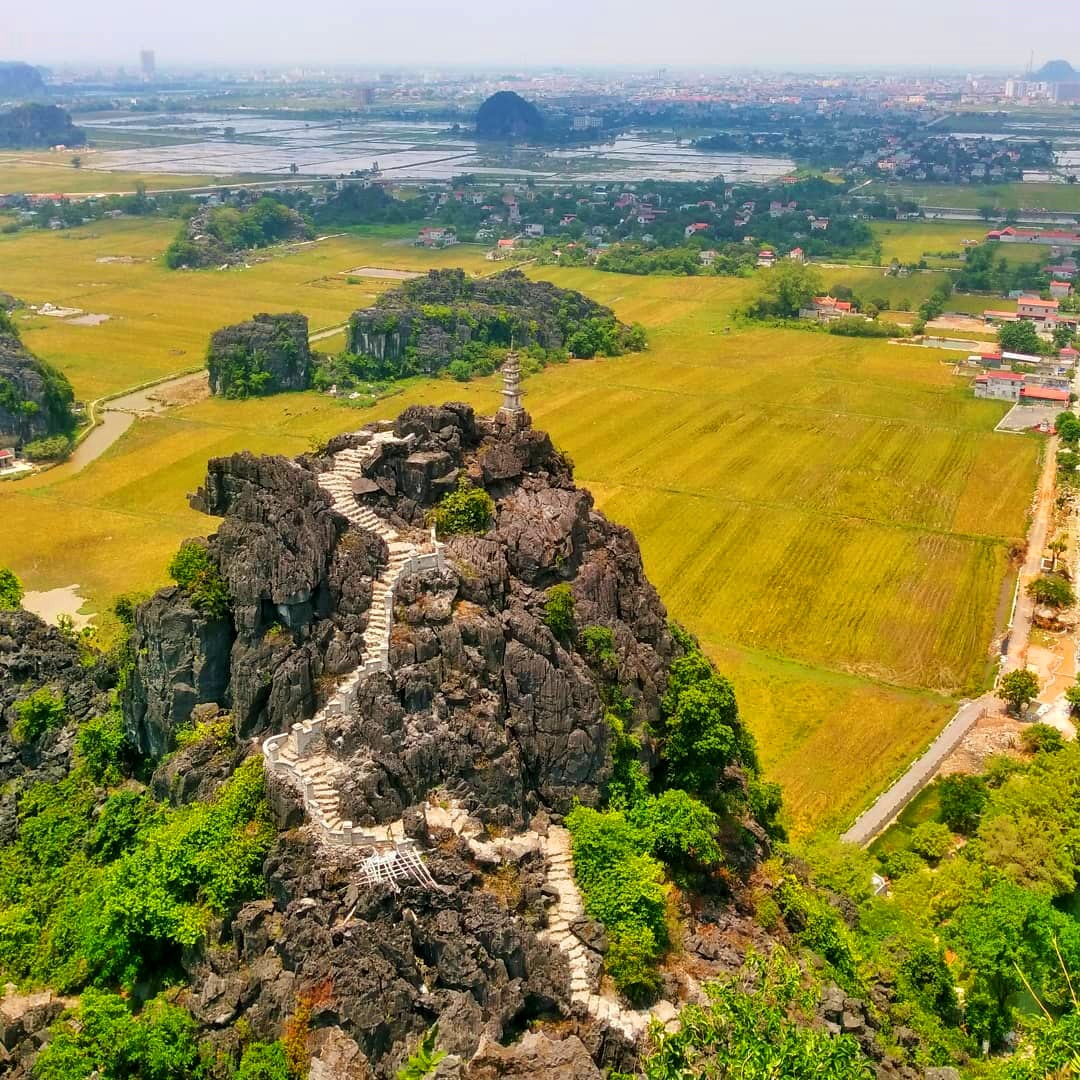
140;50;156;82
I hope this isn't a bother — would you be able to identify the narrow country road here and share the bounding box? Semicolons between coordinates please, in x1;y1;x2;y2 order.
841;435;1058;845
1004;435;1059;674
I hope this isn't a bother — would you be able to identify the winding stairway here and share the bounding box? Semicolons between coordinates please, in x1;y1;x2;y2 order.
261;429;674;1040
262;428;445;847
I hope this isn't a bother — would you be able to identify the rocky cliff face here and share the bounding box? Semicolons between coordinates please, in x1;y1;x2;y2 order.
346;270;636;376
206;312;312;398
128;403;673;826
0;331;76;448
0;609;110;843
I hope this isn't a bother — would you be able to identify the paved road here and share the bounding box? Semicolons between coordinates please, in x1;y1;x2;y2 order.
840;696;994;845
841;435;1058;845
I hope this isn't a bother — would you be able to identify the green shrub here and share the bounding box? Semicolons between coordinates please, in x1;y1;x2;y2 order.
426;477;495;537
22;434;73;462
909;821;953;862
0;567;22;611
396;1025;447;1080
1020;722;1065;755
237;1041;292;1080
580;624;616;667
659;647;739;801
11;686;65;744
604;710;649;810
637;950;874;1079
566;805;668;1001
33;990;201;1080
0;756;273;991
1027;575;1075;609
75;708;127;785
881;848;925;880
174;715;233;753
543;583;575;640
167;540;230;619
628;789;723;873
937;773;988;835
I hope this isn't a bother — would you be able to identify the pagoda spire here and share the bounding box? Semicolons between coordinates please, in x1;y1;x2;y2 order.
499;349;524;414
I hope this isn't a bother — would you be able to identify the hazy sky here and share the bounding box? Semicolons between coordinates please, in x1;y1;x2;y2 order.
5;0;1078;71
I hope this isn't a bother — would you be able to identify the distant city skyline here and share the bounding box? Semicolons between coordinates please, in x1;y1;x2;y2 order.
4;0;1076;73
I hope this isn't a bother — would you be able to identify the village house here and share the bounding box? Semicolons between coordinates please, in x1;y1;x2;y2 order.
524;223;544;238
699;249;718;267
987;226;1080;247
1021;385;1070;407
684;222;710;238
1016;297;1060;322
488;237;517;260
1050;280;1073;300
0;448;15;472
974;370;1025;401
415;226;458;248
801;296;856;322
757;248;776;268
809;216;830;231
769;200;797;217
788;247;806;263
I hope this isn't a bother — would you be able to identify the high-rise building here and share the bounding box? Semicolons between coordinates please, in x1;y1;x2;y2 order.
140;50;155;81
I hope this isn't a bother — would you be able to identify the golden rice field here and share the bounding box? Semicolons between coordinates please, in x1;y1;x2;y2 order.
0;223;1044;836
0;219;493;399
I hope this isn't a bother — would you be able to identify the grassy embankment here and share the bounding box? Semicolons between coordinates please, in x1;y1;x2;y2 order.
0;220;1042;836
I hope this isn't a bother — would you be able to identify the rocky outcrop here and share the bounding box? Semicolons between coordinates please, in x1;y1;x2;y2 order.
345;270;639;377
0;608;110;842
0;331;76;449
0;104;84;149
206;312;312;398
475;91;545;141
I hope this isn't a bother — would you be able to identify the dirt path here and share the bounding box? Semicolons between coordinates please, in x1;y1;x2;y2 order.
1004;435;1058;674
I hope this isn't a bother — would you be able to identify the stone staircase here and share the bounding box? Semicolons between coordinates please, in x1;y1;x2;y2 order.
262;428;445;847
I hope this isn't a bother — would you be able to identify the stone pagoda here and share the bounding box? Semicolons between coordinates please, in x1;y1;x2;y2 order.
499;350;524;415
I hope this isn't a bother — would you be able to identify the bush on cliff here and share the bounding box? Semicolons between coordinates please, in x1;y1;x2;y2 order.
0;756;273;991
11;686;66;744
0;566;23;611
543;584;575;640
168;540;230;619
426;477;494;537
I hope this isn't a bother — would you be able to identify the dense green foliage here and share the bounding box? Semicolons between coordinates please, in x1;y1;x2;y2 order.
11;686;66;744
33;990;201;1080
0;566;23;610
1027;574;1076;608
996;668;1041;713
313;183;426;229
167;540;231;619
33;989;293;1080
337;269;645;386
998;318;1044;356
0;756;273;991
638;951;874;1079
164;198;311;269
954;243;1046;296
741;261;823;319
855;743;1080;1060
0;103;84;149
564;804;670;1000
567;626;766;999
21;433;74;461
543;583;575;640
426;477;495;537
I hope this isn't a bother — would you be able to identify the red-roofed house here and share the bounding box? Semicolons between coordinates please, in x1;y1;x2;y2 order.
788;247;805;263
802;296;855;322
1050;280;1073;300
684;222;710;238
988;226;1080;247
1017;297;1060;321
757;249;776;267
1060;347;1079;365
975;370;1025;401
1021;385;1070;405
0;448;14;471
